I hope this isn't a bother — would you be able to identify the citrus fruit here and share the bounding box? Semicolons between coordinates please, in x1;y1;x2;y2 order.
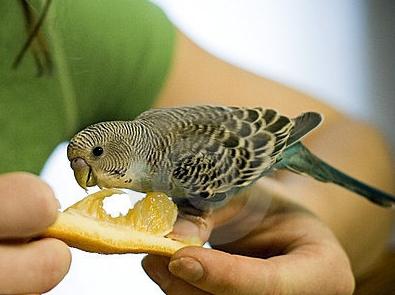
130;192;177;236
43;189;195;256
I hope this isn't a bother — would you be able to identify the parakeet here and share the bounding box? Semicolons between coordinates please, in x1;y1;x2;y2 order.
67;105;395;213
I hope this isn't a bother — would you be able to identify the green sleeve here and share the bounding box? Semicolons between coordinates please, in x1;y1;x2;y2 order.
49;0;176;133
0;0;175;174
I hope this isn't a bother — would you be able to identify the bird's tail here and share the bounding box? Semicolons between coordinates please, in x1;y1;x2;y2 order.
274;143;395;207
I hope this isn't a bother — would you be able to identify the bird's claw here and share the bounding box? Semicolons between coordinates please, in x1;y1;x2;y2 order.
166;210;213;245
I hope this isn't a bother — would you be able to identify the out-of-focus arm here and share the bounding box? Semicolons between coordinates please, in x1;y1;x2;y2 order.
155;31;395;277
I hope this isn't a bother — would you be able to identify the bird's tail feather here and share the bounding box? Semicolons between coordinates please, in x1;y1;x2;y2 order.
275;143;395;207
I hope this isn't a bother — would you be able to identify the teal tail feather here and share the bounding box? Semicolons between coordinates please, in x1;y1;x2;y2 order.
274;143;395;207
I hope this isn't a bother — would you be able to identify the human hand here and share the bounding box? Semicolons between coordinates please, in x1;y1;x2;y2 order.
142;179;355;295
0;172;71;295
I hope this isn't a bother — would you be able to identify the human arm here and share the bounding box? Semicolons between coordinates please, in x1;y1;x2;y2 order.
149;31;395;285
0;173;71;294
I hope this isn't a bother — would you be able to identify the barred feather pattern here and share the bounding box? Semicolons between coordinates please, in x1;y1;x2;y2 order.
135;106;295;200
68;121;135;178
68;106;320;203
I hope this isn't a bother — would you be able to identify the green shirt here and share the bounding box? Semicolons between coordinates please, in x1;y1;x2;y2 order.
0;0;175;174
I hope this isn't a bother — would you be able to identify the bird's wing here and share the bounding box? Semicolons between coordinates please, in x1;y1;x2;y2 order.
286;112;323;147
144;106;296;201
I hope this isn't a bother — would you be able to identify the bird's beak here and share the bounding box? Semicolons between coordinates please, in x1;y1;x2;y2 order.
70;158;96;190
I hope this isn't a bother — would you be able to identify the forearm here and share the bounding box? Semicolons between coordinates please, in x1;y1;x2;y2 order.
156;30;395;277
156;31;343;123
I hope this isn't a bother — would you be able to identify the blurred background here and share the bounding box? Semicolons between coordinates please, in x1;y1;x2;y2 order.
153;0;395;150
45;1;394;294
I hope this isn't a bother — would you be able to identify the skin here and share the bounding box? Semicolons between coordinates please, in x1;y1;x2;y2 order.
143;31;395;294
0;173;71;295
1;29;393;294
143;179;355;295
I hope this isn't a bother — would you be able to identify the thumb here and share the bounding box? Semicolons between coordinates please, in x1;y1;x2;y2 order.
168;246;279;295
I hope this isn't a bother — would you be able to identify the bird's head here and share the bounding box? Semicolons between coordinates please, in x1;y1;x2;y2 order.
67;121;136;190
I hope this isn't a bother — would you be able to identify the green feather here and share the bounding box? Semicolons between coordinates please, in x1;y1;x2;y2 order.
275;143;395;207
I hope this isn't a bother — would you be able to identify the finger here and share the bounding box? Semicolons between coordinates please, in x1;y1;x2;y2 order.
168;244;354;295
168;215;214;244
143;249;273;295
0;238;71;294
168;247;279;295
142;255;210;295
0;172;59;239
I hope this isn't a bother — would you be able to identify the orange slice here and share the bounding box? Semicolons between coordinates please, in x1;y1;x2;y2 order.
43;189;198;256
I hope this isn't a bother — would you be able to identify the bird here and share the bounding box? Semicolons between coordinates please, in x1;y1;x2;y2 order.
67;105;395;214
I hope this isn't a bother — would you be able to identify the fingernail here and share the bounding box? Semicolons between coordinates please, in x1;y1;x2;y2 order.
168;257;204;282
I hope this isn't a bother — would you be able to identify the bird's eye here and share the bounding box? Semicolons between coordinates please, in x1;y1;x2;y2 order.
92;146;104;157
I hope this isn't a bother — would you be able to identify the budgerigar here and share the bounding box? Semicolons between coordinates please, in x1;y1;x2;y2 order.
67;105;395;213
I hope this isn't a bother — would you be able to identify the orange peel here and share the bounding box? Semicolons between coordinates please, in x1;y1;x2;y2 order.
43;189;198;256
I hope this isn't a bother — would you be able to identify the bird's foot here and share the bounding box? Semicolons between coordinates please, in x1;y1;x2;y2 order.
166;209;213;245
